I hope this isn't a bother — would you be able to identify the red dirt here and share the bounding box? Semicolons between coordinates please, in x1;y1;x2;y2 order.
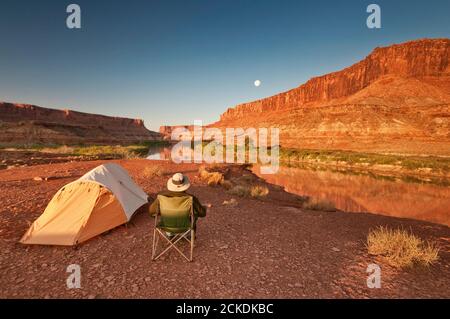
0;159;449;298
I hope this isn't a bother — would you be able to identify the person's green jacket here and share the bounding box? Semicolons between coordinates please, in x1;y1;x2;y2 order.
149;190;207;218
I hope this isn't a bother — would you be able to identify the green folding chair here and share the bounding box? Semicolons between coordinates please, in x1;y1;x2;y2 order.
151;194;195;262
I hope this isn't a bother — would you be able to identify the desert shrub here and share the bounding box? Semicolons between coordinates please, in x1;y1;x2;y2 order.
228;185;251;197
120;149;140;159
239;174;255;183
367;226;440;268
72;145;144;159
303;197;336;212
143;165;165;178
41;145;75;154
250;185;269;198
207;172;224;186
198;166;225;186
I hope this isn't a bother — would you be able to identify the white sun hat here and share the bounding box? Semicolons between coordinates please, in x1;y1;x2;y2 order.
167;173;191;192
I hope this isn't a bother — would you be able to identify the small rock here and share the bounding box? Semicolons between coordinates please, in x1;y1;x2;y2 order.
33;177;44;181
332;247;341;252
222;198;238;206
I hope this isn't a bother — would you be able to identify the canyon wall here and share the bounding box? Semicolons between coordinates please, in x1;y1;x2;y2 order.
0;102;162;145
211;39;450;156
159;125;195;140
219;39;450;121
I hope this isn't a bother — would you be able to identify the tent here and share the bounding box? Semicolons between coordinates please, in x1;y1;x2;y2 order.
20;163;148;246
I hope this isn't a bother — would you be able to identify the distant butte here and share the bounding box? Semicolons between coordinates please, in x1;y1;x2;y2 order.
0;102;162;145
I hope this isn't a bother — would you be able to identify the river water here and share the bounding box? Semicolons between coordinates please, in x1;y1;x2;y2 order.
146;147;450;227
252;164;450;227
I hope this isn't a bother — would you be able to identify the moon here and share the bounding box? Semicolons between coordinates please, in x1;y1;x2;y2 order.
254;80;261;87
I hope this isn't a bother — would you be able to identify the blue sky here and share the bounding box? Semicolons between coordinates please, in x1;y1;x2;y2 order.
0;0;449;131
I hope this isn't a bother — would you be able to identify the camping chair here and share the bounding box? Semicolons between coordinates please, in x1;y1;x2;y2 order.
151;195;195;262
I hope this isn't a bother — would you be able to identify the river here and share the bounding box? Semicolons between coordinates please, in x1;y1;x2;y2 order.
146;146;450;227
252;164;450;227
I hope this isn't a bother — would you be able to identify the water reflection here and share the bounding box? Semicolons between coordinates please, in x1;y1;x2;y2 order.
252;165;450;226
146;146;172;160
145;145;450;226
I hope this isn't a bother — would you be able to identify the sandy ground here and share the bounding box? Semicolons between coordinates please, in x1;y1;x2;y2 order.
0;159;449;298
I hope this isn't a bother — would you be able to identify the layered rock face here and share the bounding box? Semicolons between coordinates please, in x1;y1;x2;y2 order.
212;39;450;156
159;125;195;140
0;103;162;145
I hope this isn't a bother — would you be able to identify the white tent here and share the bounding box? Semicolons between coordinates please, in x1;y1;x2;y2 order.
20;163;148;246
78;163;149;220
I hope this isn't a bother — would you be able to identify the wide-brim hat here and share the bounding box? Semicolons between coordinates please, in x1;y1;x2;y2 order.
167;173;190;192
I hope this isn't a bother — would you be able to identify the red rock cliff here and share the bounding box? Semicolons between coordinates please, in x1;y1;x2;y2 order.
159;125;195;140
0;102;162;145
212;39;450;156
220;39;450;121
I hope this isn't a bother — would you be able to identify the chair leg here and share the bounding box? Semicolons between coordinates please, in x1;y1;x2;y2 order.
154;230;191;261
151;228;158;260
190;230;195;262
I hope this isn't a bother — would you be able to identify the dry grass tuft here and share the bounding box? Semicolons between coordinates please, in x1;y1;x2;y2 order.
142;165;165;178
72;145;141;159
239;174;255;183
303;197;336;212
41;145;75;154
198;166;225;186
228;185;251;197
367;226;440;268
250;185;269;198
227;184;269;199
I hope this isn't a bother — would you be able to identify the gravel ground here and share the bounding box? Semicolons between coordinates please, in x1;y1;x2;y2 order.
0;159;449;298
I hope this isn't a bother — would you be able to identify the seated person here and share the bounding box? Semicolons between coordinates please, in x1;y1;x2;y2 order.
149;173;206;236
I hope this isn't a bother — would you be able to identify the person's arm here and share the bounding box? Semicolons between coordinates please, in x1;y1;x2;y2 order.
192;196;207;217
149;197;159;217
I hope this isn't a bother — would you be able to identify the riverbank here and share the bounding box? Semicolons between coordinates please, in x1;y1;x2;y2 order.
0;142;170;169
3;144;450;180
0;159;448;298
279;148;450;179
